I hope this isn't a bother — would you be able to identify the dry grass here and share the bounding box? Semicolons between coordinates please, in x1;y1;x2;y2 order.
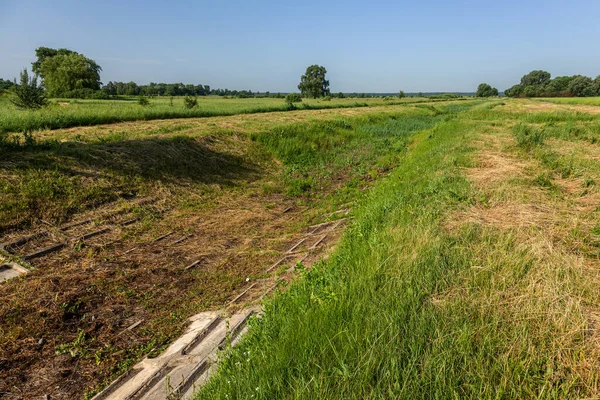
442;119;600;395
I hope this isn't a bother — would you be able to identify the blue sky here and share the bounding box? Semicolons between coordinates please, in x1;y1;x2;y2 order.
1;0;599;92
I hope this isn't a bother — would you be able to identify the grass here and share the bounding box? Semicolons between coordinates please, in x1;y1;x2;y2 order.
0;94;463;134
1;101;476;398
195;99;600;399
538;97;600;106
4;97;600;398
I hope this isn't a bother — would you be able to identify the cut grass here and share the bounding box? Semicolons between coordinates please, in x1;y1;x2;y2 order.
196;101;600;399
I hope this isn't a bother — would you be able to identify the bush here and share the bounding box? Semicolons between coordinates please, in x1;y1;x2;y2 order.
137;96;150;106
184;96;198;109
321;95;332;101
398;90;405;99
10;69;47;109
285;93;302;104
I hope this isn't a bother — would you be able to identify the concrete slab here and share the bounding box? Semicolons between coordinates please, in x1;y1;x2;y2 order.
0;262;29;282
91;310;254;400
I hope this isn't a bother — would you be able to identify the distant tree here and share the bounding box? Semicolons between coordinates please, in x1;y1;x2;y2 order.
520;70;551;87
39;52;102;96
593;76;600;96
298;65;330;98
0;78;14;92
504;84;524;98
336;92;345;98
285;93;302;104
137;96;149;106
9;69;47;109
475;83;499;97
543;76;576;95
398;90;405;99
568;75;595;97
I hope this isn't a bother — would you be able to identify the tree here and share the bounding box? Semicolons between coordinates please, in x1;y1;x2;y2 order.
31;47;76;75
475;83;499;97
10;69;47;109
0;78;14;92
398;90;405;99
37;50;102;96
298;65;330;98
568;75;595;97
520;70;551;87
593;76;600;96
543;76;576;96
504;84;524;98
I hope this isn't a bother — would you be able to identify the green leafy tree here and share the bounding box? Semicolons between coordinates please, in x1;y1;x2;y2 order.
38;51;102;96
593;76;600;96
504;84;524;97
336;92;345;98
398;90;405;99
520;70;551;87
298;65;330;98
568;75;595;97
31;47;76;75
10;69;47;109
475;83;499;97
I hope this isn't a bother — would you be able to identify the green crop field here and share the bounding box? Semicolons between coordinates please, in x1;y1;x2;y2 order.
0;94;448;134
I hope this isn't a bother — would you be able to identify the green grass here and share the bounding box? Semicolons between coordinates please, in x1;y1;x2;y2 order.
538;97;600;106
195;103;598;399
0;95;458;134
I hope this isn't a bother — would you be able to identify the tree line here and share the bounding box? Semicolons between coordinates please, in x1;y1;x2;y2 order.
504;70;600;97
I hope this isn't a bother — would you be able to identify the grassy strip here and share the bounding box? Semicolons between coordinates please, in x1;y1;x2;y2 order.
0;96;466;134
196;108;594;398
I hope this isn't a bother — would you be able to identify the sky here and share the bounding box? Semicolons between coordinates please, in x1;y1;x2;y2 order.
1;0;600;93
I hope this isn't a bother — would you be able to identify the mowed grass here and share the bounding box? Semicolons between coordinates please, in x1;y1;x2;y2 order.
0;94;446;134
195;100;600;399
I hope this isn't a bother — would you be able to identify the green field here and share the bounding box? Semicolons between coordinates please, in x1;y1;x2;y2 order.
0;95;446;134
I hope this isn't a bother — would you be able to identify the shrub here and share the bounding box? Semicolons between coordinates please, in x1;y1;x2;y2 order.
137;96;150;106
321;95;332;101
285;93;302;104
184;96;198;109
10;69;47;109
398;90;405;99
